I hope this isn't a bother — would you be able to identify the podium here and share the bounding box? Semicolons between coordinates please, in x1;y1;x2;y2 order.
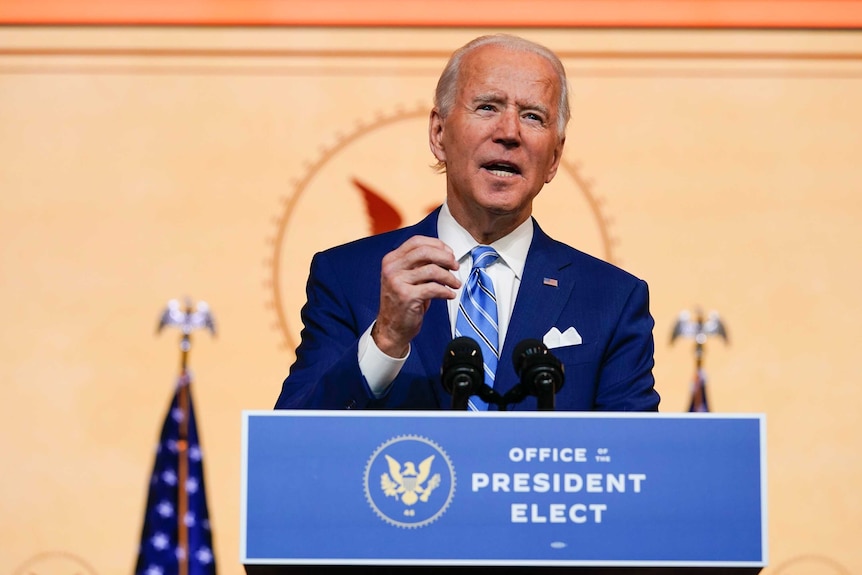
241;411;766;574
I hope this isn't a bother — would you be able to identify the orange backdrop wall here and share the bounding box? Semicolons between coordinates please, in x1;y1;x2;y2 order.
1;15;861;575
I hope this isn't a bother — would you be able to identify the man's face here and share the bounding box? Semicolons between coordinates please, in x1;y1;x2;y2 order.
430;44;565;234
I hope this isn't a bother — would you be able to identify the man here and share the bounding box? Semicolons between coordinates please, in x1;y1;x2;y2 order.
275;34;659;412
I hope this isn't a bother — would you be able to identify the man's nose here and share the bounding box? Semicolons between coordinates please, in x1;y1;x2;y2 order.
493;108;520;147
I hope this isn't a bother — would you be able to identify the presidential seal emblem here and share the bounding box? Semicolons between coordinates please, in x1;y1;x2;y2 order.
364;435;455;528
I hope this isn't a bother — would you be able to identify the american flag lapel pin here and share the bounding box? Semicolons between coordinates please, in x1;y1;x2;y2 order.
543;277;559;287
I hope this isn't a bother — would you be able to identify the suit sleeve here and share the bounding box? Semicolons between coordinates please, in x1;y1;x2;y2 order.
274;251;385;410
594;279;660;411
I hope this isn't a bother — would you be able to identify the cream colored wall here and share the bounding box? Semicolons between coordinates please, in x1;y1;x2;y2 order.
1;26;860;575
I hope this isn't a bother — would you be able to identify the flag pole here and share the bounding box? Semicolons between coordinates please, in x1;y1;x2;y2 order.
670;307;729;412
177;317;191;575
157;298;216;575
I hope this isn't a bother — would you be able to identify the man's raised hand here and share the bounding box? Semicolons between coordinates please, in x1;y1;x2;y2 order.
372;235;461;358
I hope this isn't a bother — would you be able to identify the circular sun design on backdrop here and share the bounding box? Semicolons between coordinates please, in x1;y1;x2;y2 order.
266;104;617;351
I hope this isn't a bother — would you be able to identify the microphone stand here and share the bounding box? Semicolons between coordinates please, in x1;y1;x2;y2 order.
450;374;474;410
534;372;557;411
499;385;530;411
475;385;505;411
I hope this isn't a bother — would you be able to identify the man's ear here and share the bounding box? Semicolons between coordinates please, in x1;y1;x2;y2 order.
544;136;566;184
428;108;446;163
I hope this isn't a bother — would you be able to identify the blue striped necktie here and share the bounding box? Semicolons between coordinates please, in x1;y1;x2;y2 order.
455;246;500;411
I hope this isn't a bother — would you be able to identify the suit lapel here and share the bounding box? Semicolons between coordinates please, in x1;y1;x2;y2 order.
496;222;574;395
414;298;452;407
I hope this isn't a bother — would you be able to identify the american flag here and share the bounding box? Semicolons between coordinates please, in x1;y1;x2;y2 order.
135;373;216;575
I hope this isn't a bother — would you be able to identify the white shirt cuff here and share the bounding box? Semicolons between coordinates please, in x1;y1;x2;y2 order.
358;323;409;398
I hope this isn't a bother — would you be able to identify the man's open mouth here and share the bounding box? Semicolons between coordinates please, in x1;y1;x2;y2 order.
483;162;521;177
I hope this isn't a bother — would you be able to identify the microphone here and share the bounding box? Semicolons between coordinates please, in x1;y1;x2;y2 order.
441;337;485;410
512;339;565;410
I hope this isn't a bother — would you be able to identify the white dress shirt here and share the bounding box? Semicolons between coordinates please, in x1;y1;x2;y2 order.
358;203;533;397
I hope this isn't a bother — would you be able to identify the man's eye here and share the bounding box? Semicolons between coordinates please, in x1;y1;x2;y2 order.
524;112;544;122
478;104;496;111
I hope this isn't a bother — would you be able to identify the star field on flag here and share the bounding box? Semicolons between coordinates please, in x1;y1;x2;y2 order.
134;374;216;575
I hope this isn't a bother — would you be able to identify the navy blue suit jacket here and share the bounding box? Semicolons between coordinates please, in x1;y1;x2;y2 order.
275;208;659;411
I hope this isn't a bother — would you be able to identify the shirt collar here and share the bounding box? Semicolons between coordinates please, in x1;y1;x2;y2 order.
437;202;533;279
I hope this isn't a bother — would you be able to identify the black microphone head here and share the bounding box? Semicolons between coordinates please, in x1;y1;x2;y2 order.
512;338;548;375
512;337;565;395
441;336;484;394
443;336;483;368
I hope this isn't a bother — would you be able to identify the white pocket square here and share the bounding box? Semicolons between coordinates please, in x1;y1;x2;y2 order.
543;326;583;349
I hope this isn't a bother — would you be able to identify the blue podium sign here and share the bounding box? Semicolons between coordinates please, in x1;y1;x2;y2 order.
241;411;766;570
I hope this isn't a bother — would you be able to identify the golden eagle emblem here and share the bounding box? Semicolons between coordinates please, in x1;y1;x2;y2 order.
380;454;441;506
